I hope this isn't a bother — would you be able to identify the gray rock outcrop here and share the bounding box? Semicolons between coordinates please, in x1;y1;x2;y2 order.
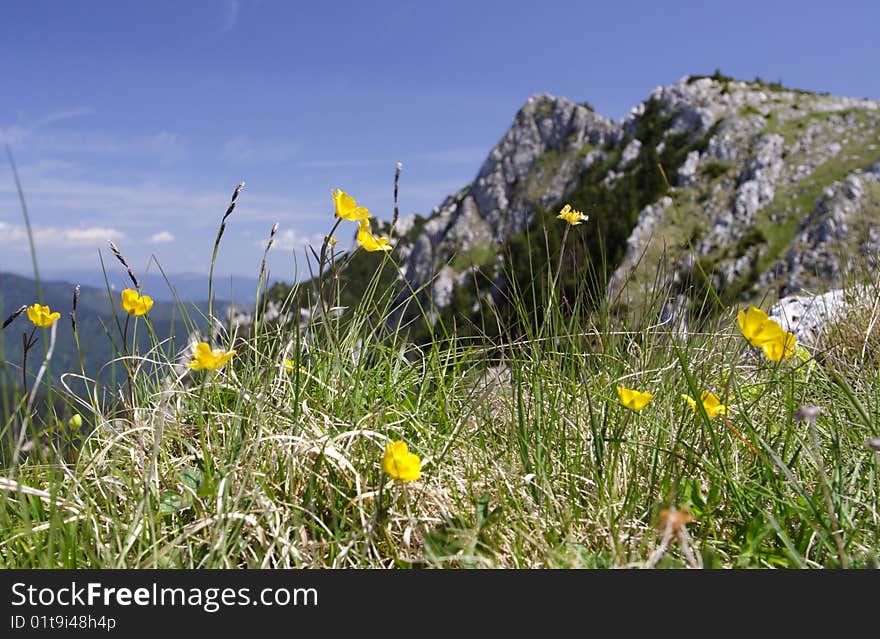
399;94;619;308
769;287;874;345
353;75;880;327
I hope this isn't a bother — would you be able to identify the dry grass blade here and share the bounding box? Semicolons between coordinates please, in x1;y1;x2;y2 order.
0;477;83;515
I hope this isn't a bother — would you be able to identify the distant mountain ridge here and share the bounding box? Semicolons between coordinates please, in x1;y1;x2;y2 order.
0;272;224;383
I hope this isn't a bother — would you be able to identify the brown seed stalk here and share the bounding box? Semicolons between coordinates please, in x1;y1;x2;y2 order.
71;285;80;333
224;181;245;224
108;241;140;289
209;181;245;324
2;305;27;330
392;162;402;231
258;222;279;290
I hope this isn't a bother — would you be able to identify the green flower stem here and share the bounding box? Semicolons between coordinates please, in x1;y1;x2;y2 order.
20;326;37;397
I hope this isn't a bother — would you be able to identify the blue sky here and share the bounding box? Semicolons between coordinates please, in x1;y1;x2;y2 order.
2;0;879;282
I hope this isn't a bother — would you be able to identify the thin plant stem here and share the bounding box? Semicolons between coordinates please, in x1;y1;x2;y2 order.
21;327;36;397
208;182;245;328
807;415;849;568
5;145;42;303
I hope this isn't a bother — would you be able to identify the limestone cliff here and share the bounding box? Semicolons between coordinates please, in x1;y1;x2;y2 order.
389;73;880;326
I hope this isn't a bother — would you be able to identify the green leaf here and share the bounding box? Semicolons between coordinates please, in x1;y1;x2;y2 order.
475;493;491;526
700;548;724;570
180;466;202;492
197;474;216;498
159;491;185;514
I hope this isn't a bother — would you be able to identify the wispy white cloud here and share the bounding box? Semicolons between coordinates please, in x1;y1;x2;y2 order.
221;135;300;165
63;227;124;243
266;228;326;252
4;129;190;163
0;107;95;146
0;167;329;233
149;231;175;244
142;132;190;163
0;103;190;168
33;107;96;128
0;221;125;248
220;0;240;33
0;175;217;225
0;125;29;146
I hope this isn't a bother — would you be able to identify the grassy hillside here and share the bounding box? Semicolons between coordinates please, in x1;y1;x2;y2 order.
1;206;878;569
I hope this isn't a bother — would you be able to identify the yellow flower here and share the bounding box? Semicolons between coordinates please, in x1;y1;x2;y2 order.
188;342;236;371
556;203;589;226
682;391;728;419
121;288;154;316
357;219;393;252
760;330;797;362
26;304;61;328
737;306;783;347
332;189;371;221
381;440;422;482
68;414;83;430
283;359;308;375
616;386;654;411
736;306;796;361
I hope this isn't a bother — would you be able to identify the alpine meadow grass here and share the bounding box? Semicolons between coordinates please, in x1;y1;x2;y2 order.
1;171;879;570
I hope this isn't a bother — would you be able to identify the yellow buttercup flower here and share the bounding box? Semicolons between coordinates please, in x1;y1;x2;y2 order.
556;203;589;226
760;331;797;362
188;342;236;371
26;304;61;328
121;288;154;316
736;306;796;361
682;391;728;419
616;386;654;412
357;219;393;252
332;189;371;221
283;359;308;375
381;440;422;482
737;306;783;347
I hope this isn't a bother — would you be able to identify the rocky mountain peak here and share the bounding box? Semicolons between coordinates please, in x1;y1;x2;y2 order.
395;94;619;309
347;74;880;333
470;93;619;240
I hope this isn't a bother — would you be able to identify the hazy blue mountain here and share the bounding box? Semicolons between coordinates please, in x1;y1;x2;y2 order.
0;272;224;387
39;269;261;303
